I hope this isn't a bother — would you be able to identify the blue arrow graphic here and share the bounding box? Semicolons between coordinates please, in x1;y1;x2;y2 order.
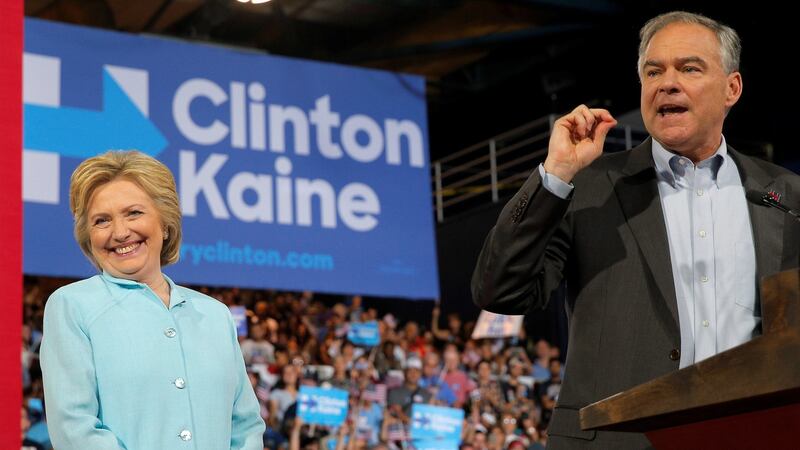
300;398;318;409
413;415;431;427
24;69;167;158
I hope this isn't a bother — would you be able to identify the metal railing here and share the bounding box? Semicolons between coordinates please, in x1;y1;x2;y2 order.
431;115;648;222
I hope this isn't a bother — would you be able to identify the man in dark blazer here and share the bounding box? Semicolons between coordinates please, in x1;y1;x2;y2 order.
471;11;800;450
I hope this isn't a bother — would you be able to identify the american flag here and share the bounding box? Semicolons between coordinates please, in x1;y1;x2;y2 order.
259;403;269;421
255;382;270;420
387;422;410;441
361;384;387;405
256;382;271;403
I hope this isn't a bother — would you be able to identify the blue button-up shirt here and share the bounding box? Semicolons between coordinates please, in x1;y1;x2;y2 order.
40;272;265;450
539;136;759;368
651;138;758;367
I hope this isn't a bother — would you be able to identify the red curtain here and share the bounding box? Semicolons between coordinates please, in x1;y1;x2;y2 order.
0;0;23;444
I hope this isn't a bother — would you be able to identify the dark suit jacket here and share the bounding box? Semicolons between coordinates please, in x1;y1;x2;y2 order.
471;138;800;449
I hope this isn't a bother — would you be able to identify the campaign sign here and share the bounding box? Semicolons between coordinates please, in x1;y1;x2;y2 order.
23;18;438;299
411;440;460;450
297;386;349;427
230;305;248;337
410;404;463;441
347;321;380;347
471;311;524;339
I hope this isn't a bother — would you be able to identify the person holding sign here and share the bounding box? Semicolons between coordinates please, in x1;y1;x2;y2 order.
40;151;265;449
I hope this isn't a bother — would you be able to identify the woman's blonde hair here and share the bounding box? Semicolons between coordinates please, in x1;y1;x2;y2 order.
69;150;182;270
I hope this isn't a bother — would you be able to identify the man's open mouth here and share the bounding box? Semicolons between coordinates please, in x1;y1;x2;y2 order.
658;105;688;116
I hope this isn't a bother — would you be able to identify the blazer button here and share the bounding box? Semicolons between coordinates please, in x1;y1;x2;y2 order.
174;377;186;389
669;349;680;361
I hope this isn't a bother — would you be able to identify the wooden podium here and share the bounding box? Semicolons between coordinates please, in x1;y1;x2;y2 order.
579;269;800;450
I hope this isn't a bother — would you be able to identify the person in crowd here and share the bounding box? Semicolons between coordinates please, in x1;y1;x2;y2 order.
353;367;384;448
506;438;526;450
472;430;489;450
269;364;300;429
373;340;402;375
329;355;353;391
461;339;482;369
501;412;528;449
21;401;45;450
530;340;551;383
487;425;505;450
418;351;457;406
387;356;432;421
520;415;545;450
441;343;476;408
40;150;264;449
475;360;503;411
500;357;532;404
431;305;465;346
537;359;562;413
241;322;276;365
271;345;291;375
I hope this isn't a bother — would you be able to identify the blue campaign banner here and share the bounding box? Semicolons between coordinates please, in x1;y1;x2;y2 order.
23;18;438;299
230;306;248;337
347;321;380;347
410;404;464;441
412;440;460;450
297;386;349;427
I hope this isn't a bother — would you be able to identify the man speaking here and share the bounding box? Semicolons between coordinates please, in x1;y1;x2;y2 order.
472;11;800;450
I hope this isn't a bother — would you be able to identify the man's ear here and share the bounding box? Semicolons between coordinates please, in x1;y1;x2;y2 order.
725;71;743;108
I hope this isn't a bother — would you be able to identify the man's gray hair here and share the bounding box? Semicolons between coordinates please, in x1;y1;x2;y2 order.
638;11;741;77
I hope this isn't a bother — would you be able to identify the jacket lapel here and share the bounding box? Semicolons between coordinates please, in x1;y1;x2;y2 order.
607;139;680;329
729;149;784;290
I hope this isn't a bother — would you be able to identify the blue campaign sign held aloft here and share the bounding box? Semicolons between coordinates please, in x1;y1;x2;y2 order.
22;18;438;299
297;386;349;427
347;321;380;347
230;306;248;337
410;404;464;442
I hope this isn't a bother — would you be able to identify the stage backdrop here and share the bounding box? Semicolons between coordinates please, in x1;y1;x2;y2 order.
23;18;438;299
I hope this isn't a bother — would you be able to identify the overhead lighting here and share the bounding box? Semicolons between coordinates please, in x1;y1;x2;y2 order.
237;0;273;3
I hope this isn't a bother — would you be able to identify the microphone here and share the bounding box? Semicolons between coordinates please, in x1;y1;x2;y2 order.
746;190;800;222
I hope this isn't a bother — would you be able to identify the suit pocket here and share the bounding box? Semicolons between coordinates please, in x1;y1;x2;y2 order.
734;241;756;311
547;406;597;441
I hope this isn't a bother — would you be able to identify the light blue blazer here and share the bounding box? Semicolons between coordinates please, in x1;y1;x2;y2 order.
40;272;266;449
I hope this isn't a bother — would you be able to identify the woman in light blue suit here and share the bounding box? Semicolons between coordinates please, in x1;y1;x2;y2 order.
40;150;266;449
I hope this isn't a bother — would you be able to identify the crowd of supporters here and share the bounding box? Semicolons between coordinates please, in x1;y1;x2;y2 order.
22;277;563;450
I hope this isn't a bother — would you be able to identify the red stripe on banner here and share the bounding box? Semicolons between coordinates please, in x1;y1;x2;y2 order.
0;0;23;445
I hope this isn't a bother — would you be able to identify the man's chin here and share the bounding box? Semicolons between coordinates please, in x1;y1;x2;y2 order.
653;132;693;153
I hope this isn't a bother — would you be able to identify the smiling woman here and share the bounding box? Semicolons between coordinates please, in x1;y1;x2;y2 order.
86;178;169;303
40;150;266;450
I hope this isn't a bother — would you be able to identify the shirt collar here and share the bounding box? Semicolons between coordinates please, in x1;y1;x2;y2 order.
651;136;729;189
100;271;188;308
